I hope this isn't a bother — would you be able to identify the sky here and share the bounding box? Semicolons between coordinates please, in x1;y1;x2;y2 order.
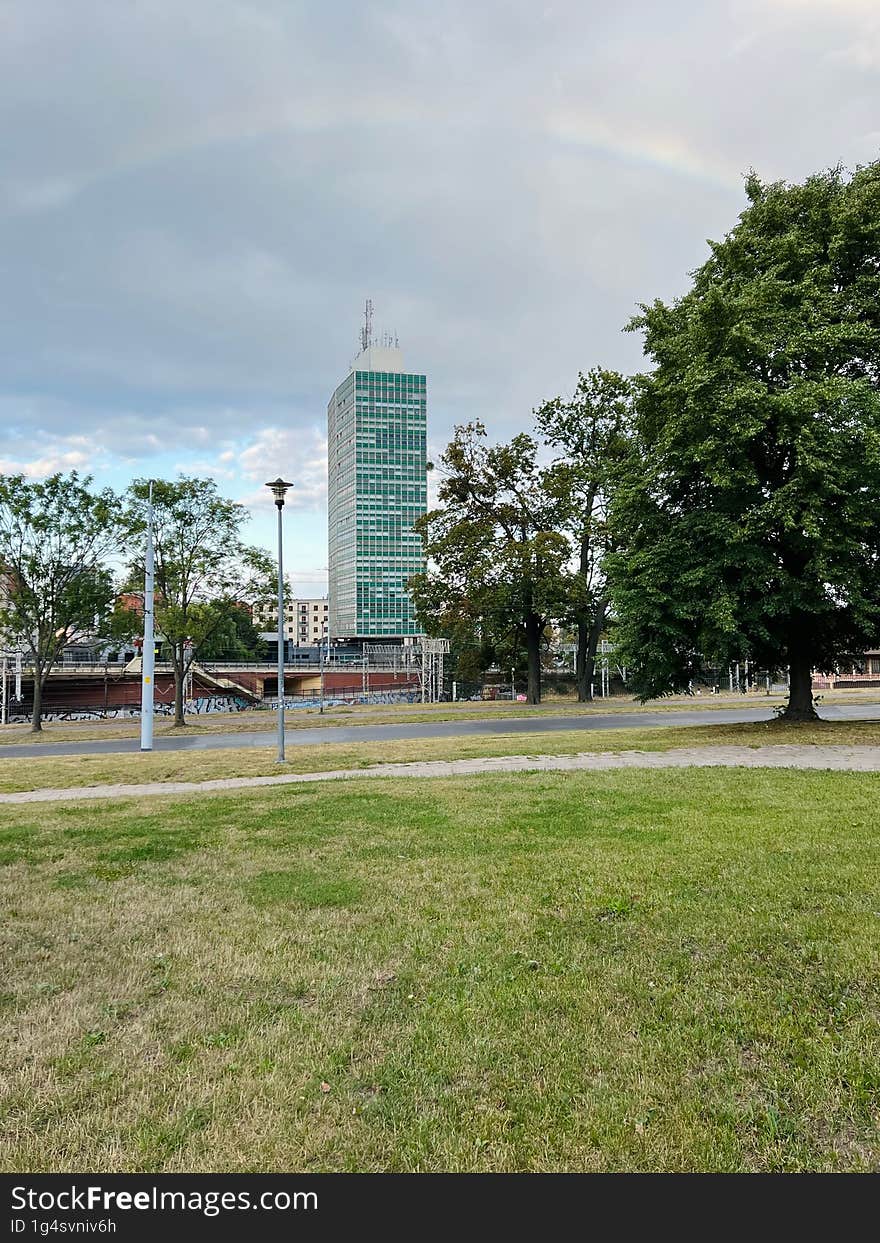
2;0;878;594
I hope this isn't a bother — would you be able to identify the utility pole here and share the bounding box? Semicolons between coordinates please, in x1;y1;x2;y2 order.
140;482;155;751
1;656;6;726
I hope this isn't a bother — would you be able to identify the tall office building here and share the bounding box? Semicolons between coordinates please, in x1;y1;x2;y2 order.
327;307;427;639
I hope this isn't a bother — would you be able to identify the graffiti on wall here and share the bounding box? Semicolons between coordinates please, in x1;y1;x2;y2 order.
3;686;428;724
266;689;421;710
3;695;254;723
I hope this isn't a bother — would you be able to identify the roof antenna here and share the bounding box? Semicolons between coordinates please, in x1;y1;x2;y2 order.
360;299;373;352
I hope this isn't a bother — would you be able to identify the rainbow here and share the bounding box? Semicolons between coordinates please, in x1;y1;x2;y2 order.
546;109;744;192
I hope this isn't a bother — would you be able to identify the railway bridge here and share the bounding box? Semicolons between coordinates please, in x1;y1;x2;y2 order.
4;658;423;720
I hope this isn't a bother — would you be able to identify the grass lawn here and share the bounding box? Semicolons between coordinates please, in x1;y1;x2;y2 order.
1;718;879;793
1;768;878;1172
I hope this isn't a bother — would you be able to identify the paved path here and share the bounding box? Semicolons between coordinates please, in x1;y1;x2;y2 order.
4;702;880;759
2;744;879;804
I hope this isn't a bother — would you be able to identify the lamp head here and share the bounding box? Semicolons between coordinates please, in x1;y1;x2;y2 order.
265;478;294;509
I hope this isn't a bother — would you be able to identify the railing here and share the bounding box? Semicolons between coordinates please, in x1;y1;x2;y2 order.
43;659;395;674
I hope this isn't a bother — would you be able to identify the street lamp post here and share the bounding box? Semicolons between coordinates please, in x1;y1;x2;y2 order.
266;478;293;762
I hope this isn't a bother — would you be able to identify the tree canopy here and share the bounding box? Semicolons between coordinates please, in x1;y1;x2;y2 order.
610;163;880;718
410;423;569;702
197;602;266;661
123;477;275;725
0;472;121;730
535;368;633;700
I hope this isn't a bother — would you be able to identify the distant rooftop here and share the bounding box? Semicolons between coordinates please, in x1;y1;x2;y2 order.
349;342;404;373
348;299;404;373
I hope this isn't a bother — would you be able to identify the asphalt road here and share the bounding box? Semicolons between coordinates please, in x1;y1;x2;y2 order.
3;702;880;759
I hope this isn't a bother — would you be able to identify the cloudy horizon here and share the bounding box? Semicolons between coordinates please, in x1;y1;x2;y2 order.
2;0;878;592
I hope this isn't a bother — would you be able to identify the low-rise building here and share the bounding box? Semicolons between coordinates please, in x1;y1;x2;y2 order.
253;596;329;646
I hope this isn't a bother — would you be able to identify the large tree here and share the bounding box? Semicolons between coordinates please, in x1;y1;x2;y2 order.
535;368;633;701
124;477;275;726
0;472;121;731
410;424;569;703
610;164;880;720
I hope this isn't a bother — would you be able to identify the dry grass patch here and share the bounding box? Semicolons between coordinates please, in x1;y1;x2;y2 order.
1;717;879;793
1;768;879;1172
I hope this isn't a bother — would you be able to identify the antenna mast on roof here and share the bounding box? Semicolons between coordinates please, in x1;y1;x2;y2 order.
360;299;373;352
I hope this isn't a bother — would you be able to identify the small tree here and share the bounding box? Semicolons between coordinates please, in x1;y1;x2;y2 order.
0;472;121;732
610;164;880;719
123;477;275;726
535;368;633;701
197;603;266;661
410;424;569;703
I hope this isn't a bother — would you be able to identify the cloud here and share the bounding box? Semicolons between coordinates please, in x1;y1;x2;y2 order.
6;177;82;214
171;458;237;481
0;0;878;572
0;447;92;478
238;426;328;512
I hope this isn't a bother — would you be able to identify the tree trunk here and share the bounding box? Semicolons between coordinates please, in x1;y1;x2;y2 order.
173;646;186;727
582;597;609;703
576;620;590;702
525;612;542;704
575;527;592;703
781;643;818;722
30;668;43;733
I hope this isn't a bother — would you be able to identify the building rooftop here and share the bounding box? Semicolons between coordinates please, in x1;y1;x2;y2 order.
348;342;405;374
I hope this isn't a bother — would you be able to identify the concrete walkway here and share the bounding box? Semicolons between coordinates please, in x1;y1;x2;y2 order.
2;744;879;804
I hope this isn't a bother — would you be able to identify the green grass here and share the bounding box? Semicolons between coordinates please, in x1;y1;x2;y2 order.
0;717;878;793
245;867;363;909
1;768;879;1172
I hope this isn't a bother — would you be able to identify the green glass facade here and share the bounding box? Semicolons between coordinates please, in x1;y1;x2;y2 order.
328;365;427;638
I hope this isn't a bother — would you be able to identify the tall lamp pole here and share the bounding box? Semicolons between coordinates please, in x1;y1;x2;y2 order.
140;482;155;751
266;478;293;762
